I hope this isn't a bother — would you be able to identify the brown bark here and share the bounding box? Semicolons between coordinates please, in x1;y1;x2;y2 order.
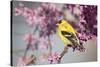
57;46;68;63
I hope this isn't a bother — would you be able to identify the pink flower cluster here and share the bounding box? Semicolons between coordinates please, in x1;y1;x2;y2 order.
14;3;61;26
23;33;37;45
78;33;96;42
14;3;62;37
48;52;61;64
23;33;48;50
14;5;37;26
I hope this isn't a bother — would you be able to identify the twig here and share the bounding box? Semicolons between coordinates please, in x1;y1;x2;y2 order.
48;35;52;55
33;25;38;34
24;25;38;58
23;44;30;58
26;55;36;65
57;45;68;63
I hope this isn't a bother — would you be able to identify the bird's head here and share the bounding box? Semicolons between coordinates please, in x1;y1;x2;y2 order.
56;20;63;27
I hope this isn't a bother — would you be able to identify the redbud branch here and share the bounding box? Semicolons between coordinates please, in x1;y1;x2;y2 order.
48;35;52;55
24;43;31;58
24;25;38;58
26;55;36;65
57;45;68;63
33;25;38;34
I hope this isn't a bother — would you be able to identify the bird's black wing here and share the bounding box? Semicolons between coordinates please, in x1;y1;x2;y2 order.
61;31;78;44
61;31;85;52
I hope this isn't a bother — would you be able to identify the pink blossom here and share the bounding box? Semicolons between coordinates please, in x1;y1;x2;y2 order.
48;56;54;64
52;52;61;60
26;16;34;26
21;7;39;26
48;52;61;64
25;16;38;26
23;34;48;49
38;37;47;49
38;16;46;28
23;33;37;45
14;8;23;16
38;16;46;23
29;16;39;26
78;33;83;38
22;7;34;18
78;32;96;42
78;33;87;41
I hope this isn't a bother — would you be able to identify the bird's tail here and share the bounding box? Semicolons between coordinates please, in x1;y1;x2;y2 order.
69;36;85;52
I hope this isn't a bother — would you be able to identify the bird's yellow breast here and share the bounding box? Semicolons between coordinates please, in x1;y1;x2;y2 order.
57;19;79;45
57;24;72;45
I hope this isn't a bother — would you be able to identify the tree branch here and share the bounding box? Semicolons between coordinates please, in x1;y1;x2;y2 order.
48;36;52;55
57;46;68;63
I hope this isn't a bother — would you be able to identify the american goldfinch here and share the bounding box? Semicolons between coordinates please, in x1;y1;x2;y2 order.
57;19;80;47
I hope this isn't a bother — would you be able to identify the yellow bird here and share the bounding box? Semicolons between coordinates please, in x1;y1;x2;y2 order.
56;19;80;47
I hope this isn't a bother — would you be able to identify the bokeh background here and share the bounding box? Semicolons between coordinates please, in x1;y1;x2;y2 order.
12;1;97;66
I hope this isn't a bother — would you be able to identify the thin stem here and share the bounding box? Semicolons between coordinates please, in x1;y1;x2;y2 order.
33;25;38;34
23;44;30;58
26;55;36;65
57;46;68;63
48;35;52;55
24;25;38;58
